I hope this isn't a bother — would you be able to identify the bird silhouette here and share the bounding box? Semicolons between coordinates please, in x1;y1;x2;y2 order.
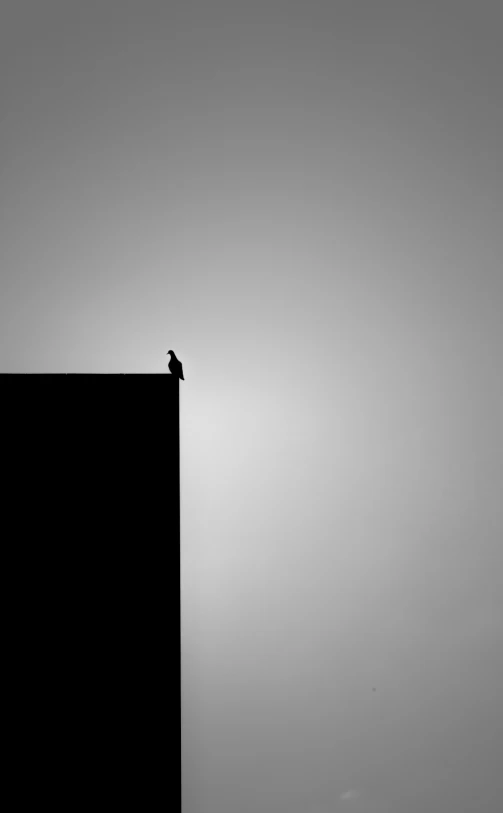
166;350;184;380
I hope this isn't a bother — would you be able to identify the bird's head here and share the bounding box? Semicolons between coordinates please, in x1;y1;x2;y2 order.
167;350;173;356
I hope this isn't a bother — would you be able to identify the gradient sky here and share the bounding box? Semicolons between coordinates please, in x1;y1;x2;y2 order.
1;2;502;811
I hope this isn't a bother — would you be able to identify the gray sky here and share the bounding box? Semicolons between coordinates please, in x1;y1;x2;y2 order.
1;2;502;811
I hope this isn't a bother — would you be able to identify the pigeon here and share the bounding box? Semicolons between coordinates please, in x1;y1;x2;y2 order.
166;350;184;380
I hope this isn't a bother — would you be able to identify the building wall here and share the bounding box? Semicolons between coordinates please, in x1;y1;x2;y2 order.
4;374;180;807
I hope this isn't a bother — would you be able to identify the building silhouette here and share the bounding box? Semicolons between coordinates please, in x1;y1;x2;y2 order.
4;372;181;808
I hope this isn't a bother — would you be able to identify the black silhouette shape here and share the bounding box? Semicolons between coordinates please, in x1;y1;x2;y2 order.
166;350;184;380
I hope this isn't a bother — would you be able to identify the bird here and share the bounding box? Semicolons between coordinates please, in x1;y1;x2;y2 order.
166;350;184;380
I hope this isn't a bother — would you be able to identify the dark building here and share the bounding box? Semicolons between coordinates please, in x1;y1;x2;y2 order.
4;374;181;808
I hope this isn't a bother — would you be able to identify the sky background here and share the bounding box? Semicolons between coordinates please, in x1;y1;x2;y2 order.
1;2;502;811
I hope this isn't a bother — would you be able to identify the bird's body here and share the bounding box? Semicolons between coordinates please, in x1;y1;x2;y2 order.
166;350;184;380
